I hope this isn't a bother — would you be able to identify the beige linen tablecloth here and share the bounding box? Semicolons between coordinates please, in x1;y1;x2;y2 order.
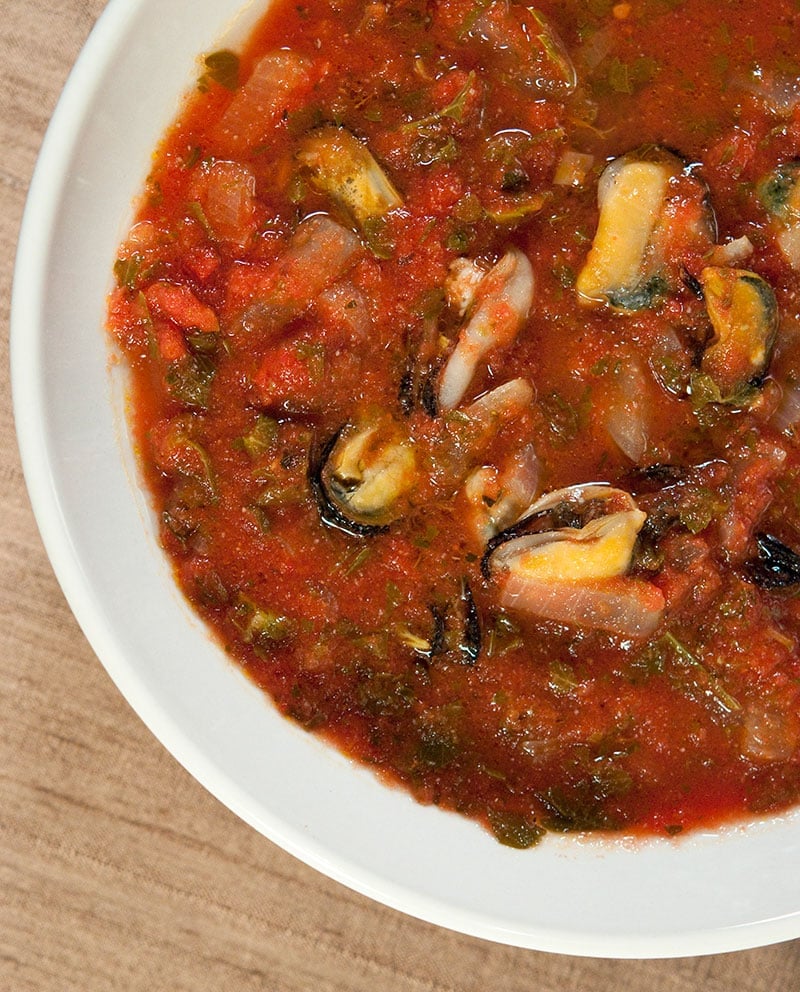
2;2;799;988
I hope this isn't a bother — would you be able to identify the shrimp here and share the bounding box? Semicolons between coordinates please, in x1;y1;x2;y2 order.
437;247;535;411
463;442;540;543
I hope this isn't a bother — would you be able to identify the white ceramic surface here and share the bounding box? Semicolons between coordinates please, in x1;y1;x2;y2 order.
11;0;800;958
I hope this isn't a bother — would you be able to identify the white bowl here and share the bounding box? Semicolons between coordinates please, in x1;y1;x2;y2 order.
11;0;800;958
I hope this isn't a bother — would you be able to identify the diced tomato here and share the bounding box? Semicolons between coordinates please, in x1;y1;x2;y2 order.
145;281;219;333
225;261;273;312
720;440;787;560
705;126;758;179
525;100;562;133
253;340;324;409
154;318;189;363
419;166;464;215
185;246;221;282
430;68;481;123
655;535;722;614
107;290;150;354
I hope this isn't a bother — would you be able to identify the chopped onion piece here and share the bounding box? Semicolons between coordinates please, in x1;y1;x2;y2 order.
604;360;649;463
777;223;800;270
197;161;256;246
212;51;312;157
706;235;754;268
500;574;664;638
741;702;798;763
553;149;594;188
771;379;800;433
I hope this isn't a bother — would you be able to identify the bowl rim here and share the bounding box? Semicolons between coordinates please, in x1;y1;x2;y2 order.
11;0;800;960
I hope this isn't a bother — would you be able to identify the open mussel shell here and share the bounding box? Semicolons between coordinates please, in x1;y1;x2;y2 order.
481;483;627;579
744;533;800;589
308;431;388;537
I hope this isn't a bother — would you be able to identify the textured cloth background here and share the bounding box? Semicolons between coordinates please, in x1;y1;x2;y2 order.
1;2;799;988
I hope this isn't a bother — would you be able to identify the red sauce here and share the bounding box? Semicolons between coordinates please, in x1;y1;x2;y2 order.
108;0;800;844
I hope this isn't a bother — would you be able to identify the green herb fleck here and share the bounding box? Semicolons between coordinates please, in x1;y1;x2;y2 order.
183;145;202;170
415;728;458;769
445;226;472;254
634;632;741;716
357;672;415;716
165;354;216;409
188;200;214;237
233;595;297;647
607;57;632;94
485;613;522;658
294;339;326;381
488;810;545;849
540;390;581;444
549;660;579;696
404;70;475;132
678;486;724;534
385;580;405;611
199;49;240;92
236;415;279;460
362;216;395;259
342;546;372;577
114;254;143;292
553;262;576;289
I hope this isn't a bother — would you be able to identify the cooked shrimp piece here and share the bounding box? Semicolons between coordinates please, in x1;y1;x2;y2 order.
438;248;534;411
463;442;540;543
444;257;486;316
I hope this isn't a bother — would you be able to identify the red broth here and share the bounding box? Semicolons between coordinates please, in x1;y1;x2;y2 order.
108;0;800;844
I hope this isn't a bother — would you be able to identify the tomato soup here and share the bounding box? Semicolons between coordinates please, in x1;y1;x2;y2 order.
108;0;800;844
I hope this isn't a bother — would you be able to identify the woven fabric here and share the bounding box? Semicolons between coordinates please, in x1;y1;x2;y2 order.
1;2;798;987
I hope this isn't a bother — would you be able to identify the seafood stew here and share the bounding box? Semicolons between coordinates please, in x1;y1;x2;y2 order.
108;0;800;844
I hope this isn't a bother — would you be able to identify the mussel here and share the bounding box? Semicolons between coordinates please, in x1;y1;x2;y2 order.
757;160;800;269
400;582;482;666
463;442;540;543
296;125;403;232
310;415;418;536
744;533;800;589
576;147;715;311
698;266;778;401
483;484;665;637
